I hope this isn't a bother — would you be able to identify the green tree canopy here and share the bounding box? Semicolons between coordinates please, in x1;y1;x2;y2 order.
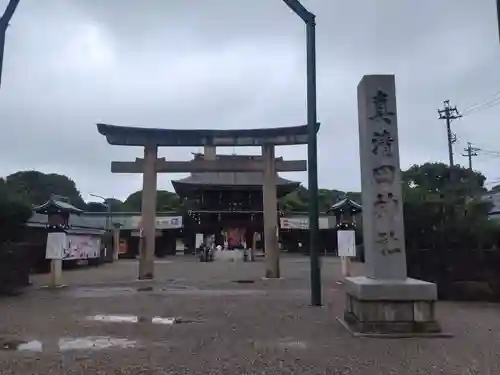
5;170;86;209
85;198;127;213
403;162;486;198
402;163;496;249
124;190;181;212
278;185;360;213
86;202;108;213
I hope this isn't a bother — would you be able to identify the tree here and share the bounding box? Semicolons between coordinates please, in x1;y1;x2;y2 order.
0;0;21;89
85;198;127;213
86;201;108;213
5;170;86;209
0;178;31;244
124;190;181;212
279;185;361;213
107;198;127;212
279;189;308;212
318;189;345;212
403;162;486;197
402;162;495;250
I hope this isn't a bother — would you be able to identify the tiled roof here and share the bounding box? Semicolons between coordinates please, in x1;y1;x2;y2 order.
328;198;362;214
172;154;300;189
32;195;83;214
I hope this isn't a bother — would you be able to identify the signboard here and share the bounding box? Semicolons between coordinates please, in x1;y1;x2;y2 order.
337;230;356;257
280;217;332;230
65;235;101;260
129;216;183;229
45;232;67;260
155;216;182;229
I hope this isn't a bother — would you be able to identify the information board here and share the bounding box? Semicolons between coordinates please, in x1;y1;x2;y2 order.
337;230;356;257
45;232;67;260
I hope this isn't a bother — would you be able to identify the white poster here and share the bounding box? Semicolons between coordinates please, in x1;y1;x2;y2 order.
337;230;356;257
45;232;67;260
195;233;204;247
65;235;101;260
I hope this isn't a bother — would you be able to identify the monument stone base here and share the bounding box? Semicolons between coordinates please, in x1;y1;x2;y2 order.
341;276;445;337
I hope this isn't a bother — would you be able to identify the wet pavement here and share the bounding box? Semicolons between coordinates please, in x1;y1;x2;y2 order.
0;256;499;374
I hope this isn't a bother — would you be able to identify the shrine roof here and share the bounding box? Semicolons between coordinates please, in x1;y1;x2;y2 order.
172;154;300;193
32;195;84;215
97;123;320;147
328;198;362;214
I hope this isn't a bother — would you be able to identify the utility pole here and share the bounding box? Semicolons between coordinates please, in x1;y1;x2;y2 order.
461;142;479;170
437;100;461;167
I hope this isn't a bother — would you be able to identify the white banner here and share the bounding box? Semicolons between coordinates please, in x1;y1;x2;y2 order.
45;232;67;260
129;216;183;229
280;217;331;230
156;216;182;229
337;230;356;257
65;235;101;260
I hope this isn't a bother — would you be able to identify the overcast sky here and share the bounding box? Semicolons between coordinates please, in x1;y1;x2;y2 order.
1;0;500;202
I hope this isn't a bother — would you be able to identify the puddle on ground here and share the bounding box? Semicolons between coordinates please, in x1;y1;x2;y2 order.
1;339;43;352
163;289;266;296
252;338;309;350
86;314;140;323
66;283;196;298
86;314;201;325
67;287;138;298
1;337;137;352
59;337;138;351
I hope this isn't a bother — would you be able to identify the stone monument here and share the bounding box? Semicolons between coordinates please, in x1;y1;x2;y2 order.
341;74;442;336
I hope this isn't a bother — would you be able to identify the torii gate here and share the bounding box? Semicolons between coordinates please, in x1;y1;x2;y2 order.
97;123;319;280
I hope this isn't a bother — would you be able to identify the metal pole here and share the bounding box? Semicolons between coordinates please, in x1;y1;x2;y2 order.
0;0;21;90
0;30;5;89
281;0;321;306
306;20;321;306
497;0;500;44
106;201;111;231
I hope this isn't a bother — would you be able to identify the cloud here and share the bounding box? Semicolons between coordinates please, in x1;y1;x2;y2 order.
0;0;499;201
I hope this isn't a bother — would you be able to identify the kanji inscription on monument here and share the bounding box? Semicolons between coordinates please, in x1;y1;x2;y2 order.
340;74;441;336
357;75;407;279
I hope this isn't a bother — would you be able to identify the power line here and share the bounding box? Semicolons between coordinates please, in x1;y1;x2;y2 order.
462;98;500;117
477;148;500;156
437;100;461;167
460;87;500;117
462;89;500;111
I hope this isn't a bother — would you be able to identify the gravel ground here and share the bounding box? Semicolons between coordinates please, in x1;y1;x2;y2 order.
0;255;499;374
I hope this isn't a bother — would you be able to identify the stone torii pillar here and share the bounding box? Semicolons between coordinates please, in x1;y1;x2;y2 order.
262;144;280;278
111;148;306;280
139;143;158;280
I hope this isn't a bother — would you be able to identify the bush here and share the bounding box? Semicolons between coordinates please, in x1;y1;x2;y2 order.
0;178;32;244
